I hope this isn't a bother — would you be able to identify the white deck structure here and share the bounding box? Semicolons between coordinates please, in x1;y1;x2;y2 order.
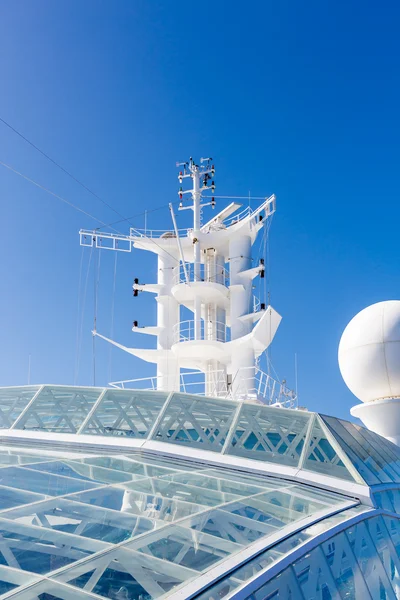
80;158;294;406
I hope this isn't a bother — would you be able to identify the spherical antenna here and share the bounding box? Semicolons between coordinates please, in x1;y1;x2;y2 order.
339;300;400;403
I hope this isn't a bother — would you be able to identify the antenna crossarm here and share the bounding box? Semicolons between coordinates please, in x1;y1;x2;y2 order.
79;229;133;252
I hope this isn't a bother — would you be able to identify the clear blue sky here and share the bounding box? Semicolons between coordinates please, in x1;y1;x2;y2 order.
0;1;399;419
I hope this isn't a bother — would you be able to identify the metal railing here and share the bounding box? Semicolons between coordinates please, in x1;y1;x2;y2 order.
129;227;190;239
172;320;230;344
172;262;229;287
109;366;297;408
223;205;253;227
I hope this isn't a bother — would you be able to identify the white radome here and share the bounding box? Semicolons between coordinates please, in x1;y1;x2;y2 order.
339;300;400;403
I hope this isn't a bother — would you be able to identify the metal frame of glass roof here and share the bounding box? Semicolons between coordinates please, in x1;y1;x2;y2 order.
0;385;390;496
0;444;356;600
2;385;400;598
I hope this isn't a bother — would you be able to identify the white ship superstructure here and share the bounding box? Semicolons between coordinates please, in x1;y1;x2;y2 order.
1;158;400;600
80;158;293;406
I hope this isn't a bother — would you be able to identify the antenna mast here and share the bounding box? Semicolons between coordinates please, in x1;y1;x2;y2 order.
177;157;215;339
79;157;296;406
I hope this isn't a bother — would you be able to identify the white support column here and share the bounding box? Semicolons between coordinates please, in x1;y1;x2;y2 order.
157;252;180;391
192;167;202;341
229;235;255;397
204;250;227;397
215;253;226;341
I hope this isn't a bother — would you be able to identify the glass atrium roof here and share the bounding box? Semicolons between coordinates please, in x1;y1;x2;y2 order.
0;444;355;599
2;385;400;487
1;385;400;598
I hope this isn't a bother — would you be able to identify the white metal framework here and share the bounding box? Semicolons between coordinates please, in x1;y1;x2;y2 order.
79;158;290;405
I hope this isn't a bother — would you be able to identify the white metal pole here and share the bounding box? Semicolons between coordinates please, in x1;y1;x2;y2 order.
169;203;189;283
27;354;31;385
156;252;180;391
192;166;202;340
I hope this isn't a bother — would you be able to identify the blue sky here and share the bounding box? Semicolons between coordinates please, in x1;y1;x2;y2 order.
0;1;399;419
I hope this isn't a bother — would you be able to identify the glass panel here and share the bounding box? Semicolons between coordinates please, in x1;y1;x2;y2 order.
0;450;50;467
194;577;241;600
121;477;241;506
71;486;207;522
220;486;333;530
2;498;158;544
375;490;395;512
321;528;371;598
13;386;102;433
253;566;303;600
0;466;101;496
152;393;236;452
81;455;180;478
54;546;198;598
0;386;40;429
366;516;400;596
161;472;265;496
321;415;394;485
198;506;367;600
353;424;400;480
339;418;400;482
236;506;367;586
183;508;272;545
346;519;395;599
0;578;109;599
126;525;239;571
303;416;355;481
124;452;203;471
0;485;45;512
81;389;168;437
0;518;104;575
293;545;341;599
226;403;310;467
386;488;400;514
199;468;281;490
26;460;136;485
0;564;40;596
383;514;400;556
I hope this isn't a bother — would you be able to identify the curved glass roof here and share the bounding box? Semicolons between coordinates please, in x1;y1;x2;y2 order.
227;511;400;600
1;385;400;598
0;444;353;599
3;385;397;486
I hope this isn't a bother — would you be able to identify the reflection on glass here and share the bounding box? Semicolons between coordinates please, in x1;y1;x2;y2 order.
82;455;179;479
0;485;45;511
0;386;40;429
0;520;100;575
195;506;367;600
81;389;167;438
70;486;207;523
121;478;241;507
185;508;272;545
127;525;238;571
152;393;236;452
226;404;310;467
14;386;102;433
55;547;197;599
3;498;158;544
0;466;100;496
162;472;264;497
303;417;354;481
322;415;396;485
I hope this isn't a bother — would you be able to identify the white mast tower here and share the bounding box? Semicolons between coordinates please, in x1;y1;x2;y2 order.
80;158;295;406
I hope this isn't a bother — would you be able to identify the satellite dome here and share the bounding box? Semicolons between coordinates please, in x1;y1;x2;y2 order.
339;300;400;403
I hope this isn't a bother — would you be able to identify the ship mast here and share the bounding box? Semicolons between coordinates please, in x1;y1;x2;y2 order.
79;157;295;406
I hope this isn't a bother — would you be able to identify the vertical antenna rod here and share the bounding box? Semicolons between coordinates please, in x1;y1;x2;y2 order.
27;354;31;385
177;157;216;341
